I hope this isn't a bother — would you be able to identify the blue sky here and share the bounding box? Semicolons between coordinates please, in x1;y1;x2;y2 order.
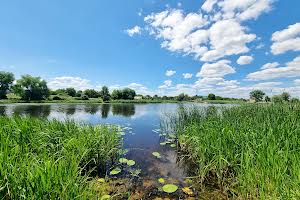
0;0;300;98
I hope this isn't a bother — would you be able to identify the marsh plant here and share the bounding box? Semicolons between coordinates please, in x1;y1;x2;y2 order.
0;117;121;199
165;103;300;199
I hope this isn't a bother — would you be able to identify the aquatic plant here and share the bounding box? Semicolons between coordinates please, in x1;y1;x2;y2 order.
126;160;135;166
0;116;121;199
162;184;178;193
110;167;122;175
167;103;300;199
152;152;161;158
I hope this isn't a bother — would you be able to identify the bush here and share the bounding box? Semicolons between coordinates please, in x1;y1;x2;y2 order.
52;95;64;100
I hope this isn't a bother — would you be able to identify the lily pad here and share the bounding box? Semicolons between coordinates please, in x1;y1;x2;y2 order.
109;167;121;175
152;152;161;158
158;178;165;184
160;142;166;146
170;144;176;148
162;184;178;193
119;158;128;164
126;160;136;166
100;194;111;200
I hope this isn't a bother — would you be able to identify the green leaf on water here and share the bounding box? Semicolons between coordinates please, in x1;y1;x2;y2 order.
160;142;166;146
119;158;128;164
152;152;161;158
169;134;176;139
126;160;135;166
170;144;176;148
97;178;105;183
158;178;165;184
109;167;121;175
100;194;111;200
162;184;178;193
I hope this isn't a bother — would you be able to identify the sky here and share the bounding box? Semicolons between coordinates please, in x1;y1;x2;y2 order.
0;0;300;98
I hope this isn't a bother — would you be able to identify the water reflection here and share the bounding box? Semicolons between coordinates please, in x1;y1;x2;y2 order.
12;105;51;118
101;104;110;118
112;104;135;117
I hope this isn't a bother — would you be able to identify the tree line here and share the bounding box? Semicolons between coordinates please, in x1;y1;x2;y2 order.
249;90;299;103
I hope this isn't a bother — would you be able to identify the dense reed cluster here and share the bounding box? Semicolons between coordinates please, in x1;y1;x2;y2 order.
170;103;300;199
0;117;121;199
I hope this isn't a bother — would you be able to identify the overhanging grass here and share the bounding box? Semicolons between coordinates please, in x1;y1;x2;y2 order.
0;117;121;199
169;103;300;199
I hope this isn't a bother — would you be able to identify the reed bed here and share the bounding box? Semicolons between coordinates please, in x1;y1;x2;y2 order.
0;117;121;199
168;103;300;199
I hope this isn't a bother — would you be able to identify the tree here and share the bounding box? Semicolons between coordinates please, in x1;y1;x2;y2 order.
76;90;83;97
250;90;265;102
177;93;185;101
12;75;49;101
0;71;15;99
265;96;271;102
100;86;110;101
272;95;283;103
122;88;136;100
208;93;216;100
281;92;290;102
291;98;299;103
65;88;76;97
84;89;100;98
111;90;122;100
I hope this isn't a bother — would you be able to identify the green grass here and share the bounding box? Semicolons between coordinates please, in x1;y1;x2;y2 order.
167;103;300;199
0;117;121;199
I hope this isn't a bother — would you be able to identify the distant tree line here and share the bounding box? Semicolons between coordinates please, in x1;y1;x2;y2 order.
250;89;299;103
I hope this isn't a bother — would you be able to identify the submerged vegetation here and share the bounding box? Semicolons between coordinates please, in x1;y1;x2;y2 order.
168;103;300;199
0;117;121;199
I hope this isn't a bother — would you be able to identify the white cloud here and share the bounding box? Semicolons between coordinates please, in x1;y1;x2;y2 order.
237;55;253;65
165;70;176;76
294;79;300;85
201;0;218;12
247;56;300;80
48;76;93;90
158;80;172;89
183;73;193;79
271;22;300;55
261;62;279;69
125;26;142;37
252;81;283;88
196;60;235;78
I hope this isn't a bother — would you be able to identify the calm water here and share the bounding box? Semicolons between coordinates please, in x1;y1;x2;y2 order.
0;103;228;195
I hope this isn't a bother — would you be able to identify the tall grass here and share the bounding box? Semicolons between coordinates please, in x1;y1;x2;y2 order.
0;117;121;199
169;103;300;199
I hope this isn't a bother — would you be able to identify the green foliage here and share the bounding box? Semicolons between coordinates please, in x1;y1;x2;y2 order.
249;90;265;102
84;89;100;98
0;117;121;199
0;71;15;99
12;75;49;101
100;86;110;101
272;95;283;103
207;93;216;100
111;88;136;100
281;92;290;101
169;104;300;199
65;87;77;97
291;97;300;103
264;95;271;102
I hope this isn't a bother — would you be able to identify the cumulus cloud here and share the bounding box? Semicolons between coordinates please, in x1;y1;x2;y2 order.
183;73;193;79
48;76;93;90
237;55;254;65
158;80;172;89
196;60;235;78
247;56;300;80
165;70;176;76
125;26;142;37
271;22;300;55
294;79;300;85
261;62;279;69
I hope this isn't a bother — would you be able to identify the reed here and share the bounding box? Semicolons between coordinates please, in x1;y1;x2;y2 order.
0;117;121;199
168;103;300;199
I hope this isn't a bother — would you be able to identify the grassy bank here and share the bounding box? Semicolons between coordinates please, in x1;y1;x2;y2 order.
169;103;300;199
0;117;121;199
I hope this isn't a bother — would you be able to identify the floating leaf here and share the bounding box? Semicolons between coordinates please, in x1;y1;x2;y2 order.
182;187;193;195
152;152;161;158
100;194;111;200
130;169;141;176
119;158;128;164
170;144;176;148
158;178;165;184
109;167;121;175
97;178;105;183
126;160;136;166
160;142;166;146
162;184;178;193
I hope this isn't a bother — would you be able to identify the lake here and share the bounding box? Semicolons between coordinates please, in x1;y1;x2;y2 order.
0;103;227;196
